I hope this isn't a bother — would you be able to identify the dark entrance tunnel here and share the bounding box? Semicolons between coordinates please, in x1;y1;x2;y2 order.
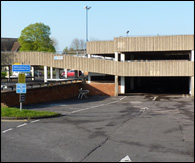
125;77;190;94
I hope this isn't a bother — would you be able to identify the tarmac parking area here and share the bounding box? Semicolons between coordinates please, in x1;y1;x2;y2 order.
1;94;194;162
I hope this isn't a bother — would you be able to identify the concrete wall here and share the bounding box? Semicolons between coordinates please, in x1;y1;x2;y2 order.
86;35;194;54
1;52;194;77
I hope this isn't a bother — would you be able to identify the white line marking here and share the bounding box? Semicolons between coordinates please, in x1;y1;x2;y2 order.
120;155;132;162
129;101;142;104
30;120;40;123
2;128;13;133
60;105;67;107
90;104;105;108
16;123;27;128
139;107;149;113
120;96;126;101
153;96;157;101
68;97;129;115
70;108;90;114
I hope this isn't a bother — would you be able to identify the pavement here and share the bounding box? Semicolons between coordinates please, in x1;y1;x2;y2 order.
1;94;194;162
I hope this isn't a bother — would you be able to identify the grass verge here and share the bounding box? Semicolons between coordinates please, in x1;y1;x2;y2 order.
1;106;60;118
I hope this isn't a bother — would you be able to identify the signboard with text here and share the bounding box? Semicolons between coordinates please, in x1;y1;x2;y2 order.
54;56;63;60
12;65;31;72
18;73;25;83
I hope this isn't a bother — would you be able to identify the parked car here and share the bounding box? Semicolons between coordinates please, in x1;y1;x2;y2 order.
61;70;82;77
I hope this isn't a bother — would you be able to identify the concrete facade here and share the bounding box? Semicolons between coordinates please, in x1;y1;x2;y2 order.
1;35;194;96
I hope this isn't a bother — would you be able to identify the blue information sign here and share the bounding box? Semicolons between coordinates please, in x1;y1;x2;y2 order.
12;65;31;72
16;83;26;94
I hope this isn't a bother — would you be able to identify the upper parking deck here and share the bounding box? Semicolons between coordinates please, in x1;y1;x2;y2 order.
86;35;194;54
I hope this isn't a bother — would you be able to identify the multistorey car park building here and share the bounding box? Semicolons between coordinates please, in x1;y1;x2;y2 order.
86;34;194;96
1;34;194;97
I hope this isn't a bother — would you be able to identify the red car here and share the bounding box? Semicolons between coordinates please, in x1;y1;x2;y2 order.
61;70;82;77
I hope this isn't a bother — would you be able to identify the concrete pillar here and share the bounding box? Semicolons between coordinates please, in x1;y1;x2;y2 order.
64;69;67;78
191;50;194;61
115;52;118;61
121;77;125;94
115;75;118;96
88;54;91;83
120;53;125;94
44;66;47;83
121;53;125;62
189;77;194;96
31;66;34;81
55;68;60;79
88;72;91;83
50;67;53;79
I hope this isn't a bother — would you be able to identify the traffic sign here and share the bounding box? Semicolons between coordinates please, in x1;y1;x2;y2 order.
20;94;26;102
16;83;26;94
54;56;63;60
18;73;25;83
12;65;31;72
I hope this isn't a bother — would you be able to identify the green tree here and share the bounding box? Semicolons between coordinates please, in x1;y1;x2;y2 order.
62;46;69;54
18;22;56;52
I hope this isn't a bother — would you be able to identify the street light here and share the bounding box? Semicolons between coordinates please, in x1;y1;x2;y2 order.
126;31;129;37
84;6;91;43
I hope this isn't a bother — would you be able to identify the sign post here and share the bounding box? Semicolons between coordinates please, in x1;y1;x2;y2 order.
13;65;30;111
16;83;26;111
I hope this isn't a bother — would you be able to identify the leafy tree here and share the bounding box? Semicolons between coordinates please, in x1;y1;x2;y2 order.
62;46;69;54
18;22;56;52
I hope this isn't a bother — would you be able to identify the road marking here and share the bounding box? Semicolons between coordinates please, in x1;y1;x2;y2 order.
153;96;157;101
68;97;127;115
70;108;90;114
139;107;149;113
129;101;142;104
2;128;13;133
90;104;105;108
16;123;27;128
120;96;126;101
30;120;40;123
120;155;132;162
2;120;40;134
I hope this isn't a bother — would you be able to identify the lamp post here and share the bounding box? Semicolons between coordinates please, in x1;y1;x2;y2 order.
126;31;129;37
84;6;91;43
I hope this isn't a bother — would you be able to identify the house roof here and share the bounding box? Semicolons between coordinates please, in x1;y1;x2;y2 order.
10;42;20;51
1;38;19;51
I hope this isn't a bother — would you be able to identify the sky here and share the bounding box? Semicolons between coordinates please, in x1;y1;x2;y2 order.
1;1;194;52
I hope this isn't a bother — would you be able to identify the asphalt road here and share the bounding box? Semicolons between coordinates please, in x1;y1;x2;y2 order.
1;95;194;162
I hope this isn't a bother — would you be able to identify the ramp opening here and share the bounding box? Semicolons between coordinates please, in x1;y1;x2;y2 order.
125;77;190;94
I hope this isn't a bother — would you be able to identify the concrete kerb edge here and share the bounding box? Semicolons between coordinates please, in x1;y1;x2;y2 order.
1;113;62;120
